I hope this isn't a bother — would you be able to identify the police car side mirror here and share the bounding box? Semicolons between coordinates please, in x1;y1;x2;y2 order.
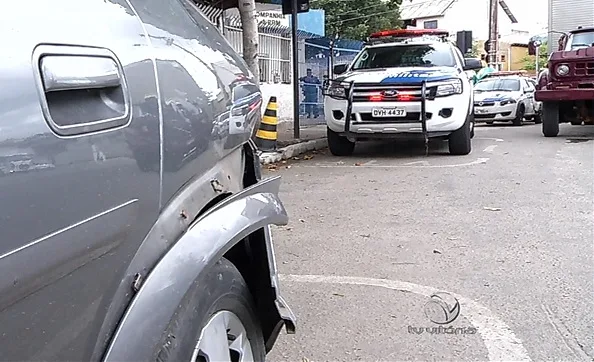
333;64;348;75
463;58;482;71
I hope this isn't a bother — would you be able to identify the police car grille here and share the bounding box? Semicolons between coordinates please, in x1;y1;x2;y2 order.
352;84;436;102
475;102;495;107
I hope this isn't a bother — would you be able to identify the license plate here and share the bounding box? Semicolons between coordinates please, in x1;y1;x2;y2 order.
475;108;487;114
372;108;406;117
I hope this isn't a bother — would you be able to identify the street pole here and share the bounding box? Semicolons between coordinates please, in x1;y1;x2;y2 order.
487;0;498;69
535;45;539;75
291;0;300;139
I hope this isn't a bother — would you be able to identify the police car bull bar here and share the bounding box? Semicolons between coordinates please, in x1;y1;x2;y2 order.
324;79;431;154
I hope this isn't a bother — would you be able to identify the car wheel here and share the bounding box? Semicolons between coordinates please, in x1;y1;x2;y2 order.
327;127;355;156
513;105;524;126
542;102;560;137
533;113;542;124
448;115;472;155
155;258;266;362
469;111;475;139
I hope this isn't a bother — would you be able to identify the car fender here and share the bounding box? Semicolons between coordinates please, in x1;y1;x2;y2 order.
102;176;288;361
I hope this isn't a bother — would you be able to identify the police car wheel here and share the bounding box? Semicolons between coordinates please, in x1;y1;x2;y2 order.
512;105;524;126
448;117;472;155
327;127;355;156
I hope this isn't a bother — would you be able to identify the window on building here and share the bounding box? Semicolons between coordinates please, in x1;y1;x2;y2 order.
480;54;486;61
500;54;506;62
424;20;438;29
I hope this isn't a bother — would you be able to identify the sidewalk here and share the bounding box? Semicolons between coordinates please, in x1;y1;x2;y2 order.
259;123;327;164
277;122;327;147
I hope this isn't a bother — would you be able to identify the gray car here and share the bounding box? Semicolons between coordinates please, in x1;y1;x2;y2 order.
0;0;295;360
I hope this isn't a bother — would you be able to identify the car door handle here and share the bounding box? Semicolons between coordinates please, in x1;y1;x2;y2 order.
41;56;121;92
33;44;131;137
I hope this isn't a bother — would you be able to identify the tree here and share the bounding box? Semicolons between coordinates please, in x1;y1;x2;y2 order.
467;39;482;57
238;0;259;80
521;44;548;71
311;0;403;40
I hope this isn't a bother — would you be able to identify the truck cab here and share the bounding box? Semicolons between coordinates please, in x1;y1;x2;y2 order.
534;26;594;137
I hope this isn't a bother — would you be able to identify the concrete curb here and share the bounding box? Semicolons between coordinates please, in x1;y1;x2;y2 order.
259;138;328;164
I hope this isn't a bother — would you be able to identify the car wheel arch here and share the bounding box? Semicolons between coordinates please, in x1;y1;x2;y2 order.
102;176;290;361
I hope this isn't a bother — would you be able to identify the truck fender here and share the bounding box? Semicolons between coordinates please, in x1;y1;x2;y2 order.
102;176;288;361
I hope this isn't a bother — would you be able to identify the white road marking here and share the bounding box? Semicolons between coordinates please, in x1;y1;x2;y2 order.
483;145;498;153
402;160;431;166
280;274;532;362
307;158;489;168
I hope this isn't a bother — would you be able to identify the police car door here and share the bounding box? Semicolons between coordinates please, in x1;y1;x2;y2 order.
521;78;536;115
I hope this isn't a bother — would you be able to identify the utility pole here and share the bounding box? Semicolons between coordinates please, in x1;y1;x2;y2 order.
291;0;300;139
487;0;498;69
238;0;259;80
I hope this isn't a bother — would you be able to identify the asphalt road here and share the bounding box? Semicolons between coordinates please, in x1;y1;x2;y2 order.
265;123;594;362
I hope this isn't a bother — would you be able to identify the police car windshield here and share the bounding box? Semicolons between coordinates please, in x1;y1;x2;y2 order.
351;43;456;70
475;78;520;92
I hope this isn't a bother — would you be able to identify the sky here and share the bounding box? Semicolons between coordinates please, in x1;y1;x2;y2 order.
445;0;548;40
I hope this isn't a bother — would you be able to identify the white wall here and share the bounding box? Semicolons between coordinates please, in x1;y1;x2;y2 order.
259;83;294;122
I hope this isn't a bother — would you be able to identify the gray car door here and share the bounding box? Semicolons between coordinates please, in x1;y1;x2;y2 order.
0;1;161;360
127;0;261;204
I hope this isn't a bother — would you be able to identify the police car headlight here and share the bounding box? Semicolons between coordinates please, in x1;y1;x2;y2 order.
499;99;517;105
325;82;349;99
434;79;462;96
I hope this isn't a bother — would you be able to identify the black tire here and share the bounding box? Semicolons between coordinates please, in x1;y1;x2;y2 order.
469;110;475;139
542;102;560;137
327;127;355;156
513;105;524;126
533;113;542;124
155;258;266;362
448;114;472;155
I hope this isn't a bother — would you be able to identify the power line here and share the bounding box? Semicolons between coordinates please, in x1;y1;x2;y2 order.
326;8;400;26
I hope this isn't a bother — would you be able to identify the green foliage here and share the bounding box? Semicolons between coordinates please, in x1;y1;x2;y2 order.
520;45;548;71
311;0;403;40
468;40;482;57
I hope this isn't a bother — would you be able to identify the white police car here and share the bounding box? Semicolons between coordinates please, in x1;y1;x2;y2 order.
473;71;540;126
324;29;482;156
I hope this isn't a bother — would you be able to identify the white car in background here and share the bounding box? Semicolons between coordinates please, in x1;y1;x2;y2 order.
473;72;541;126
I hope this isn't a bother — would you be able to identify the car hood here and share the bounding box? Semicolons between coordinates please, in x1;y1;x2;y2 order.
474;90;518;102
335;67;460;84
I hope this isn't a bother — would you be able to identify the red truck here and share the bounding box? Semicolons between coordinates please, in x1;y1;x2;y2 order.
535;26;594;137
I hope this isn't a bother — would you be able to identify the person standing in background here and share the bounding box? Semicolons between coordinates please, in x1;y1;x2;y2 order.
299;68;321;118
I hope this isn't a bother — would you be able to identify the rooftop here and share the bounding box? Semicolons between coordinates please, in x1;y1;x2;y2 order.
399;0;457;20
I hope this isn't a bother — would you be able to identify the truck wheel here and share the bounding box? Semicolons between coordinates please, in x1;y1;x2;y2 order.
448;115;472;155
327;127;355;156
542;102;560;137
155;258;266;362
512;105;524;126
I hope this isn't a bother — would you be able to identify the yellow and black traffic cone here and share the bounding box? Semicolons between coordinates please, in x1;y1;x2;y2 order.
255;96;278;152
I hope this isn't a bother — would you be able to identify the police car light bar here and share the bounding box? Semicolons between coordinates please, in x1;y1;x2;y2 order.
484;70;528;78
369;29;450;39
